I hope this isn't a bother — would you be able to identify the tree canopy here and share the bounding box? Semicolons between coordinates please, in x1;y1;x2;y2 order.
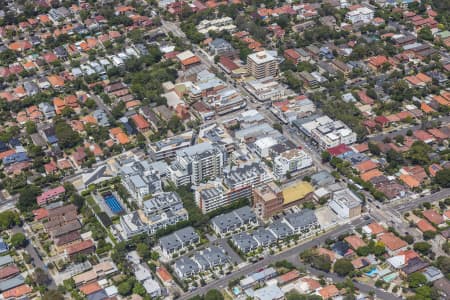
10;232;27;248
334;259;355;276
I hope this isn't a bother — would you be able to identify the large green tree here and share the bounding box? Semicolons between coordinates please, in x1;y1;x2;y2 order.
10;232;27;248
54;119;81;149
204;289;224;300
407;272;427;288
334;259;355;276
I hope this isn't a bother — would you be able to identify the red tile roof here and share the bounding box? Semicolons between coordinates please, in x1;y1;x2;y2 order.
0;265;20;280
156;267;173;282
378;232;407;252
344;235;367;250
416;219;436;232
327;144;351;156
79;282;102;295
66;239;95;256
2;284;32;299
422;209;444;225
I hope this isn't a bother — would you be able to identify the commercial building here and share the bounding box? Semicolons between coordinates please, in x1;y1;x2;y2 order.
298;116;357;149
247;51;279;79
273;148;313;179
282;181;314;208
244;77;286;102
271;96;316;124
207;87;246;115
253;182;284;220
328;189;362;219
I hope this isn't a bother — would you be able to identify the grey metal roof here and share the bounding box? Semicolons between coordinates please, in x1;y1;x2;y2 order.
284;209;317;230
174;257;199;276
252;227;277;246
268;221;293;238
0;275;24;292
0;255;13;267
231;232;258;252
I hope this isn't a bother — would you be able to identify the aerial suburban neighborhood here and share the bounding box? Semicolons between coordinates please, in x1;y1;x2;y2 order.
0;0;449;299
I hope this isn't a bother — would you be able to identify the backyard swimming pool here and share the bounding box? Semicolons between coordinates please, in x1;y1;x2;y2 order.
102;192;124;214
365;268;378;277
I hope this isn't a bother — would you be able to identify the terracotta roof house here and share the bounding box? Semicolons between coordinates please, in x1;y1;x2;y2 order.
416;219;436;233
317;247;336;262
428;128;448;140
8;40;32;51
318;285;339;299
422;209;444;225
156;266;173;283
0;265;20;280
277;270;301;285
360;169;383;182
47;75;65;88
413;130;435;143
378;232;407;253
131;114;150;132
65;239;95;259
36;186;65;206
428;164;443;177
367;55;388;70
365;222;385;236
79;282;102;295
2;284;32;299
399;174;421;189
354;160;378;173
344;235;367;250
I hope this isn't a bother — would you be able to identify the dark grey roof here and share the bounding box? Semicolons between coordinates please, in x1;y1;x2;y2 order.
284;209;317;230
174;257;199;276
231;232;258;253
268;221;293;238
252;227;277;245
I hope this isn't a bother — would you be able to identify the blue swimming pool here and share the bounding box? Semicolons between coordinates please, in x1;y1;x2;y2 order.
103;193;124;214
365;268;378;277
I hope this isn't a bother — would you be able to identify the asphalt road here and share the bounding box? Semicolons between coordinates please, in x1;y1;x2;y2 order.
178;217;399;300
12;226;57;289
391;188;450;213
369;115;450;142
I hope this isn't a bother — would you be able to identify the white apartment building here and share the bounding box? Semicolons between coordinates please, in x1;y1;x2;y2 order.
244;77;287;102
194;181;228;214
148;131;194;161
329;189;362;219
119;158;162;205
169;142;226;186
143;192;189;234
273;149;313;179
254;137;278;158
196;17;237;34
247;51;279;79
301;116;357;149
346;7;374;24
271;96;316;124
